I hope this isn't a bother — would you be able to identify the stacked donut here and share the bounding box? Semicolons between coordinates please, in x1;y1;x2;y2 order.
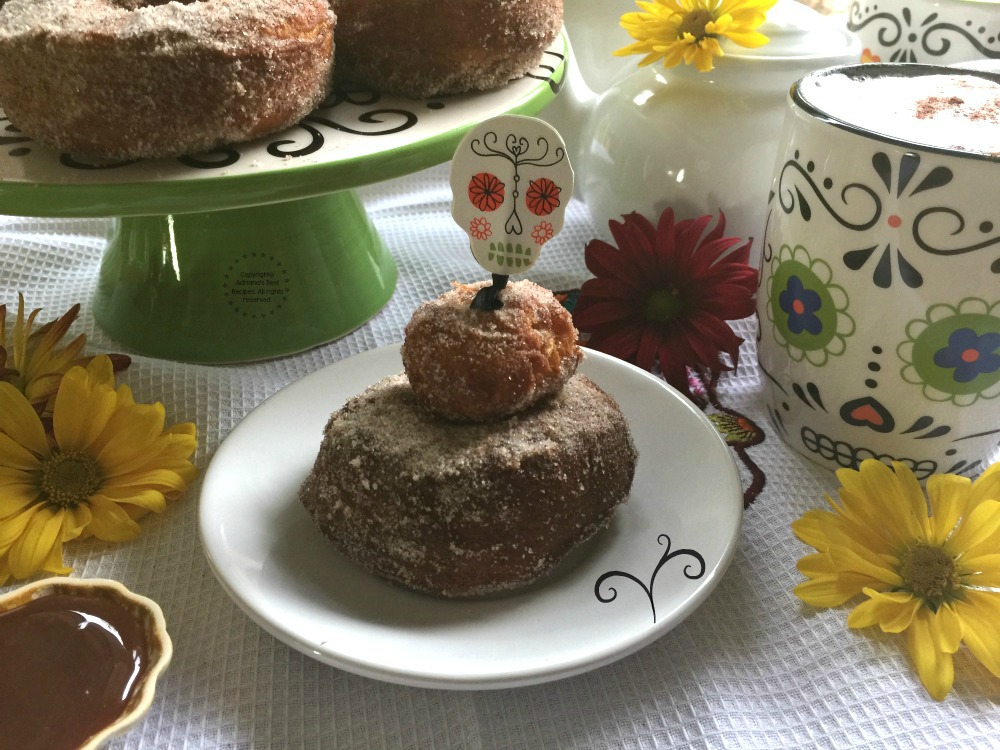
298;281;638;598
329;0;564;99
0;0;563;161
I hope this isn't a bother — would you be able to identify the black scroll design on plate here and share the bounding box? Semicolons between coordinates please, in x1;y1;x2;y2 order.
29;85;421;171
304;86;418;138
594;534;706;623
470;130;566;235
59;154;136;170
178;148;241;170
776;151;881;231
1;118;31;157
267;122;326;159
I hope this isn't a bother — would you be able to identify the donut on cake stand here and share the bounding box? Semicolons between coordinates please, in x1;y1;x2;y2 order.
0;35;567;363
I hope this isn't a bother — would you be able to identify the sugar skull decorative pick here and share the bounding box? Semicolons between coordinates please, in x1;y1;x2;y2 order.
450;115;574;310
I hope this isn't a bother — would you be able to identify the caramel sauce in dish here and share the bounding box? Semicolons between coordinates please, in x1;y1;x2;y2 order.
0;592;151;750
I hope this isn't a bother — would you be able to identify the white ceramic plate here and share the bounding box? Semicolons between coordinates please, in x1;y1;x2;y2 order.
199;345;743;689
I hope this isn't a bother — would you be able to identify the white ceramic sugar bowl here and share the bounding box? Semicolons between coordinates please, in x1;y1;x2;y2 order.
557;0;861;266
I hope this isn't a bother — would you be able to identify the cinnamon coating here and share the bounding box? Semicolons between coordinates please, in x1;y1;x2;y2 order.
0;0;335;161
329;0;563;97
401;280;582;423
298;372;638;598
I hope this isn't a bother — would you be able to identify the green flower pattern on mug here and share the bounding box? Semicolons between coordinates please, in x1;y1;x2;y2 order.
899;298;1000;406
765;244;855;365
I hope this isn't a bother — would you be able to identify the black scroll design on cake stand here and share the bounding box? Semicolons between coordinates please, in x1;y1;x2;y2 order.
2;48;564;170
1;118;32;158
525;49;567;94
15;85;425;171
594;534;706;623
776;151;881;230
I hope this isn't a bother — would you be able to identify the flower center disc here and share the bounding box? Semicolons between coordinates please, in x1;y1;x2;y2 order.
644;288;684;323
40;450;102;508
900;543;960;604
679;9;714;40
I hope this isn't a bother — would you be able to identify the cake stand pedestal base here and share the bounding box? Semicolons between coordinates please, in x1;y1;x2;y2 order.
93;191;397;363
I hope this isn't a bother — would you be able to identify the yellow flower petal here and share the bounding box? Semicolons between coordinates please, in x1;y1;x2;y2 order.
931;602;963;655
0;483;39;518
85;495;142;542
948;499;1000;555
795;553;893;606
39;540;73;576
96;420;197;480
960;554;1000;585
94;402;166;468
954;590;1000;679
52;364;118;451
92;489;166;514
906;609;954;701
63;504;92;541
7;505;65;579
0;431;43;472
969;462;1000;507
0;382;49;456
847;589;921;633
826;531;903;586
926;473;971;545
839;460;928;544
791;508;836;551
794;575;875;608
0;502;40;554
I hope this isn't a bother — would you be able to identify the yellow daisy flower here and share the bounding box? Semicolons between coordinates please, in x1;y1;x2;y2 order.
0;294;129;417
0;355;197;585
616;0;777;73
793;459;1000;700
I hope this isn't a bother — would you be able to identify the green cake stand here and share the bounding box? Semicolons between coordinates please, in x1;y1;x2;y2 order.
0;35;567;363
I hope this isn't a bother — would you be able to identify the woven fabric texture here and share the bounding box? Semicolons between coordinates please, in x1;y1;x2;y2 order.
1;165;998;749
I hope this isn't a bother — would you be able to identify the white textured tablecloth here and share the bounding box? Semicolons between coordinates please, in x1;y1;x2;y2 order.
2;164;999;750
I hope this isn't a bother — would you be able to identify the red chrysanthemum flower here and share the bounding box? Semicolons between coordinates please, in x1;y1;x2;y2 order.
573;208;758;399
468;173;505;212
525;178;561;216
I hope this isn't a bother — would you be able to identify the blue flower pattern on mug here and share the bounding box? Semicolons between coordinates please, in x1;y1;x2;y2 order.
765;245;855;366
933;328;1000;384
778;276;823;335
899;298;1000;406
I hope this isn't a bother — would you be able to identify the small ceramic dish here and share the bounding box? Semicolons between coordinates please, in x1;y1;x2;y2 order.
0;577;172;750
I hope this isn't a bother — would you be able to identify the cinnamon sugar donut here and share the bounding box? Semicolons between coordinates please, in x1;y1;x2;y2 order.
401;280;582;422
0;0;335;160
298;371;637;597
329;0;563;97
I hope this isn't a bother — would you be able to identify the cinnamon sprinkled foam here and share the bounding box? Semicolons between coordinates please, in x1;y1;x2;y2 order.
801;71;1000;155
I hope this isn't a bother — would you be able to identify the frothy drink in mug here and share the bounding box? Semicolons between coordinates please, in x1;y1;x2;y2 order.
800;72;1000;156
757;64;1000;478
